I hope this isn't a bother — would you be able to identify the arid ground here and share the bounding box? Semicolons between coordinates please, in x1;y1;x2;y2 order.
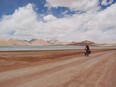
0;49;116;87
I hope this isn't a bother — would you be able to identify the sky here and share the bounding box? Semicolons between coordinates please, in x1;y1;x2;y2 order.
0;0;116;43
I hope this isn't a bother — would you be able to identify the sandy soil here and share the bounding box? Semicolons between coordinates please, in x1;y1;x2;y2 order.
0;49;116;87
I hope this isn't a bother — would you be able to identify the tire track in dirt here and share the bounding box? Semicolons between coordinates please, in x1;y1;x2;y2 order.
59;52;115;87
15;52;115;87
0;51;116;87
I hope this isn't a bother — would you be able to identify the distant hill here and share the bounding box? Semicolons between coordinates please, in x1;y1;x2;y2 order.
0;39;68;46
28;39;50;45
97;43;116;46
0;39;50;46
69;40;97;46
0;39;28;46
0;39;116;46
47;39;68;45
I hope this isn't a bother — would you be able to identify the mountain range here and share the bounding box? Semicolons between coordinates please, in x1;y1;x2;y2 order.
0;39;116;46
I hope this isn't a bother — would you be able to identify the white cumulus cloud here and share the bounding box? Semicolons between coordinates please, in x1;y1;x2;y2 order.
46;0;100;11
101;0;113;6
43;14;57;22
0;3;116;43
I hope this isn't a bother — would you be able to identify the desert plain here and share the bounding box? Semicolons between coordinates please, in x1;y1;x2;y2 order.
0;49;116;87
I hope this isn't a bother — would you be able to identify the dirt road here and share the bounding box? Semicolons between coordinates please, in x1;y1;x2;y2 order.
0;50;116;87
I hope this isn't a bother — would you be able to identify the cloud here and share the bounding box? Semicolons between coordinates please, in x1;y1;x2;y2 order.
43;14;57;22
0;3;116;43
0;3;42;40
46;0;100;11
101;0;113;6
